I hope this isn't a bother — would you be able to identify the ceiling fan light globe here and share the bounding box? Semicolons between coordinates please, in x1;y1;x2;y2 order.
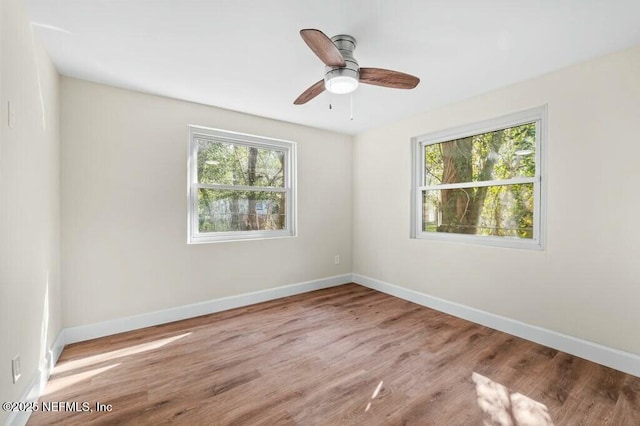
325;75;359;94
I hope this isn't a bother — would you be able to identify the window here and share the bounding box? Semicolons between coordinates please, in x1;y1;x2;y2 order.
188;126;296;243
411;106;546;249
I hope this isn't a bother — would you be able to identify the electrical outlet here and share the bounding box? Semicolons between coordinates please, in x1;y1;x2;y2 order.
12;354;21;384
334;255;340;265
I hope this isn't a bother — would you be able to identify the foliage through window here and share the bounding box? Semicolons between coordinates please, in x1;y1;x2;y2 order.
412;107;545;249
188;126;296;243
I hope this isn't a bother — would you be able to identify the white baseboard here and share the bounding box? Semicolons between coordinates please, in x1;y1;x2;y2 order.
353;273;640;378
50;332;65;370
4;331;65;426
65;274;352;344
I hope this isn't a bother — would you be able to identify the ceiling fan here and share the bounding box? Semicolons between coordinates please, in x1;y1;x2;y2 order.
294;29;420;105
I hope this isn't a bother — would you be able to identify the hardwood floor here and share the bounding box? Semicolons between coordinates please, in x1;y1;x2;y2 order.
29;284;640;425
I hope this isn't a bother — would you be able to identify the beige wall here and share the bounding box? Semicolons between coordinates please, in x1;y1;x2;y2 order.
353;45;640;356
0;0;61;420
60;77;352;327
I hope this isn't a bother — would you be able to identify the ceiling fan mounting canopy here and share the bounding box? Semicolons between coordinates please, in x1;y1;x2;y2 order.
294;29;420;105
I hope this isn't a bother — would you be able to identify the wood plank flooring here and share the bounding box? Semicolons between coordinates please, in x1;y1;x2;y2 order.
29;284;640;425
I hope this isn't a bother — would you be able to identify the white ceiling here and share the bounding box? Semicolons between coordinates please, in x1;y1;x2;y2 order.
24;0;640;135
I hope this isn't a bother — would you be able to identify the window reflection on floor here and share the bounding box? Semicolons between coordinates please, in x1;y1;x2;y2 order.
472;372;554;426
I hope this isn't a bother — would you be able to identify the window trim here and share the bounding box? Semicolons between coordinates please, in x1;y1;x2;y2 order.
410;106;547;250
187;125;297;244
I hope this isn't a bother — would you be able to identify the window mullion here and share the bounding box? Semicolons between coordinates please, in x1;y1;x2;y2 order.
420;176;537;191
195;183;288;192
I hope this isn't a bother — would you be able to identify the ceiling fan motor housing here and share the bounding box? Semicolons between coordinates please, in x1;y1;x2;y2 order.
324;35;359;93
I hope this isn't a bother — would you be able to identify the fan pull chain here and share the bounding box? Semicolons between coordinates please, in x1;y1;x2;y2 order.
329;80;333;110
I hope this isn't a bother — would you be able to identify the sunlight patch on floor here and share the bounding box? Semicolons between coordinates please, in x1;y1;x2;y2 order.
55;332;191;374
365;380;384;412
472;372;553;426
42;363;121;396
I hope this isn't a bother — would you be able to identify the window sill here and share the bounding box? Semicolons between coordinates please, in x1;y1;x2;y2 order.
188;230;295;244
414;232;544;251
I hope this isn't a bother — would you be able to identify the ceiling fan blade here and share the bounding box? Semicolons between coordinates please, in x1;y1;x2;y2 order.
300;29;346;67
359;68;420;89
294;80;325;105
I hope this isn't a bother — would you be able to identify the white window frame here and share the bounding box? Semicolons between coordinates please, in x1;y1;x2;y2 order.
188;125;297;244
410;106;547;250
